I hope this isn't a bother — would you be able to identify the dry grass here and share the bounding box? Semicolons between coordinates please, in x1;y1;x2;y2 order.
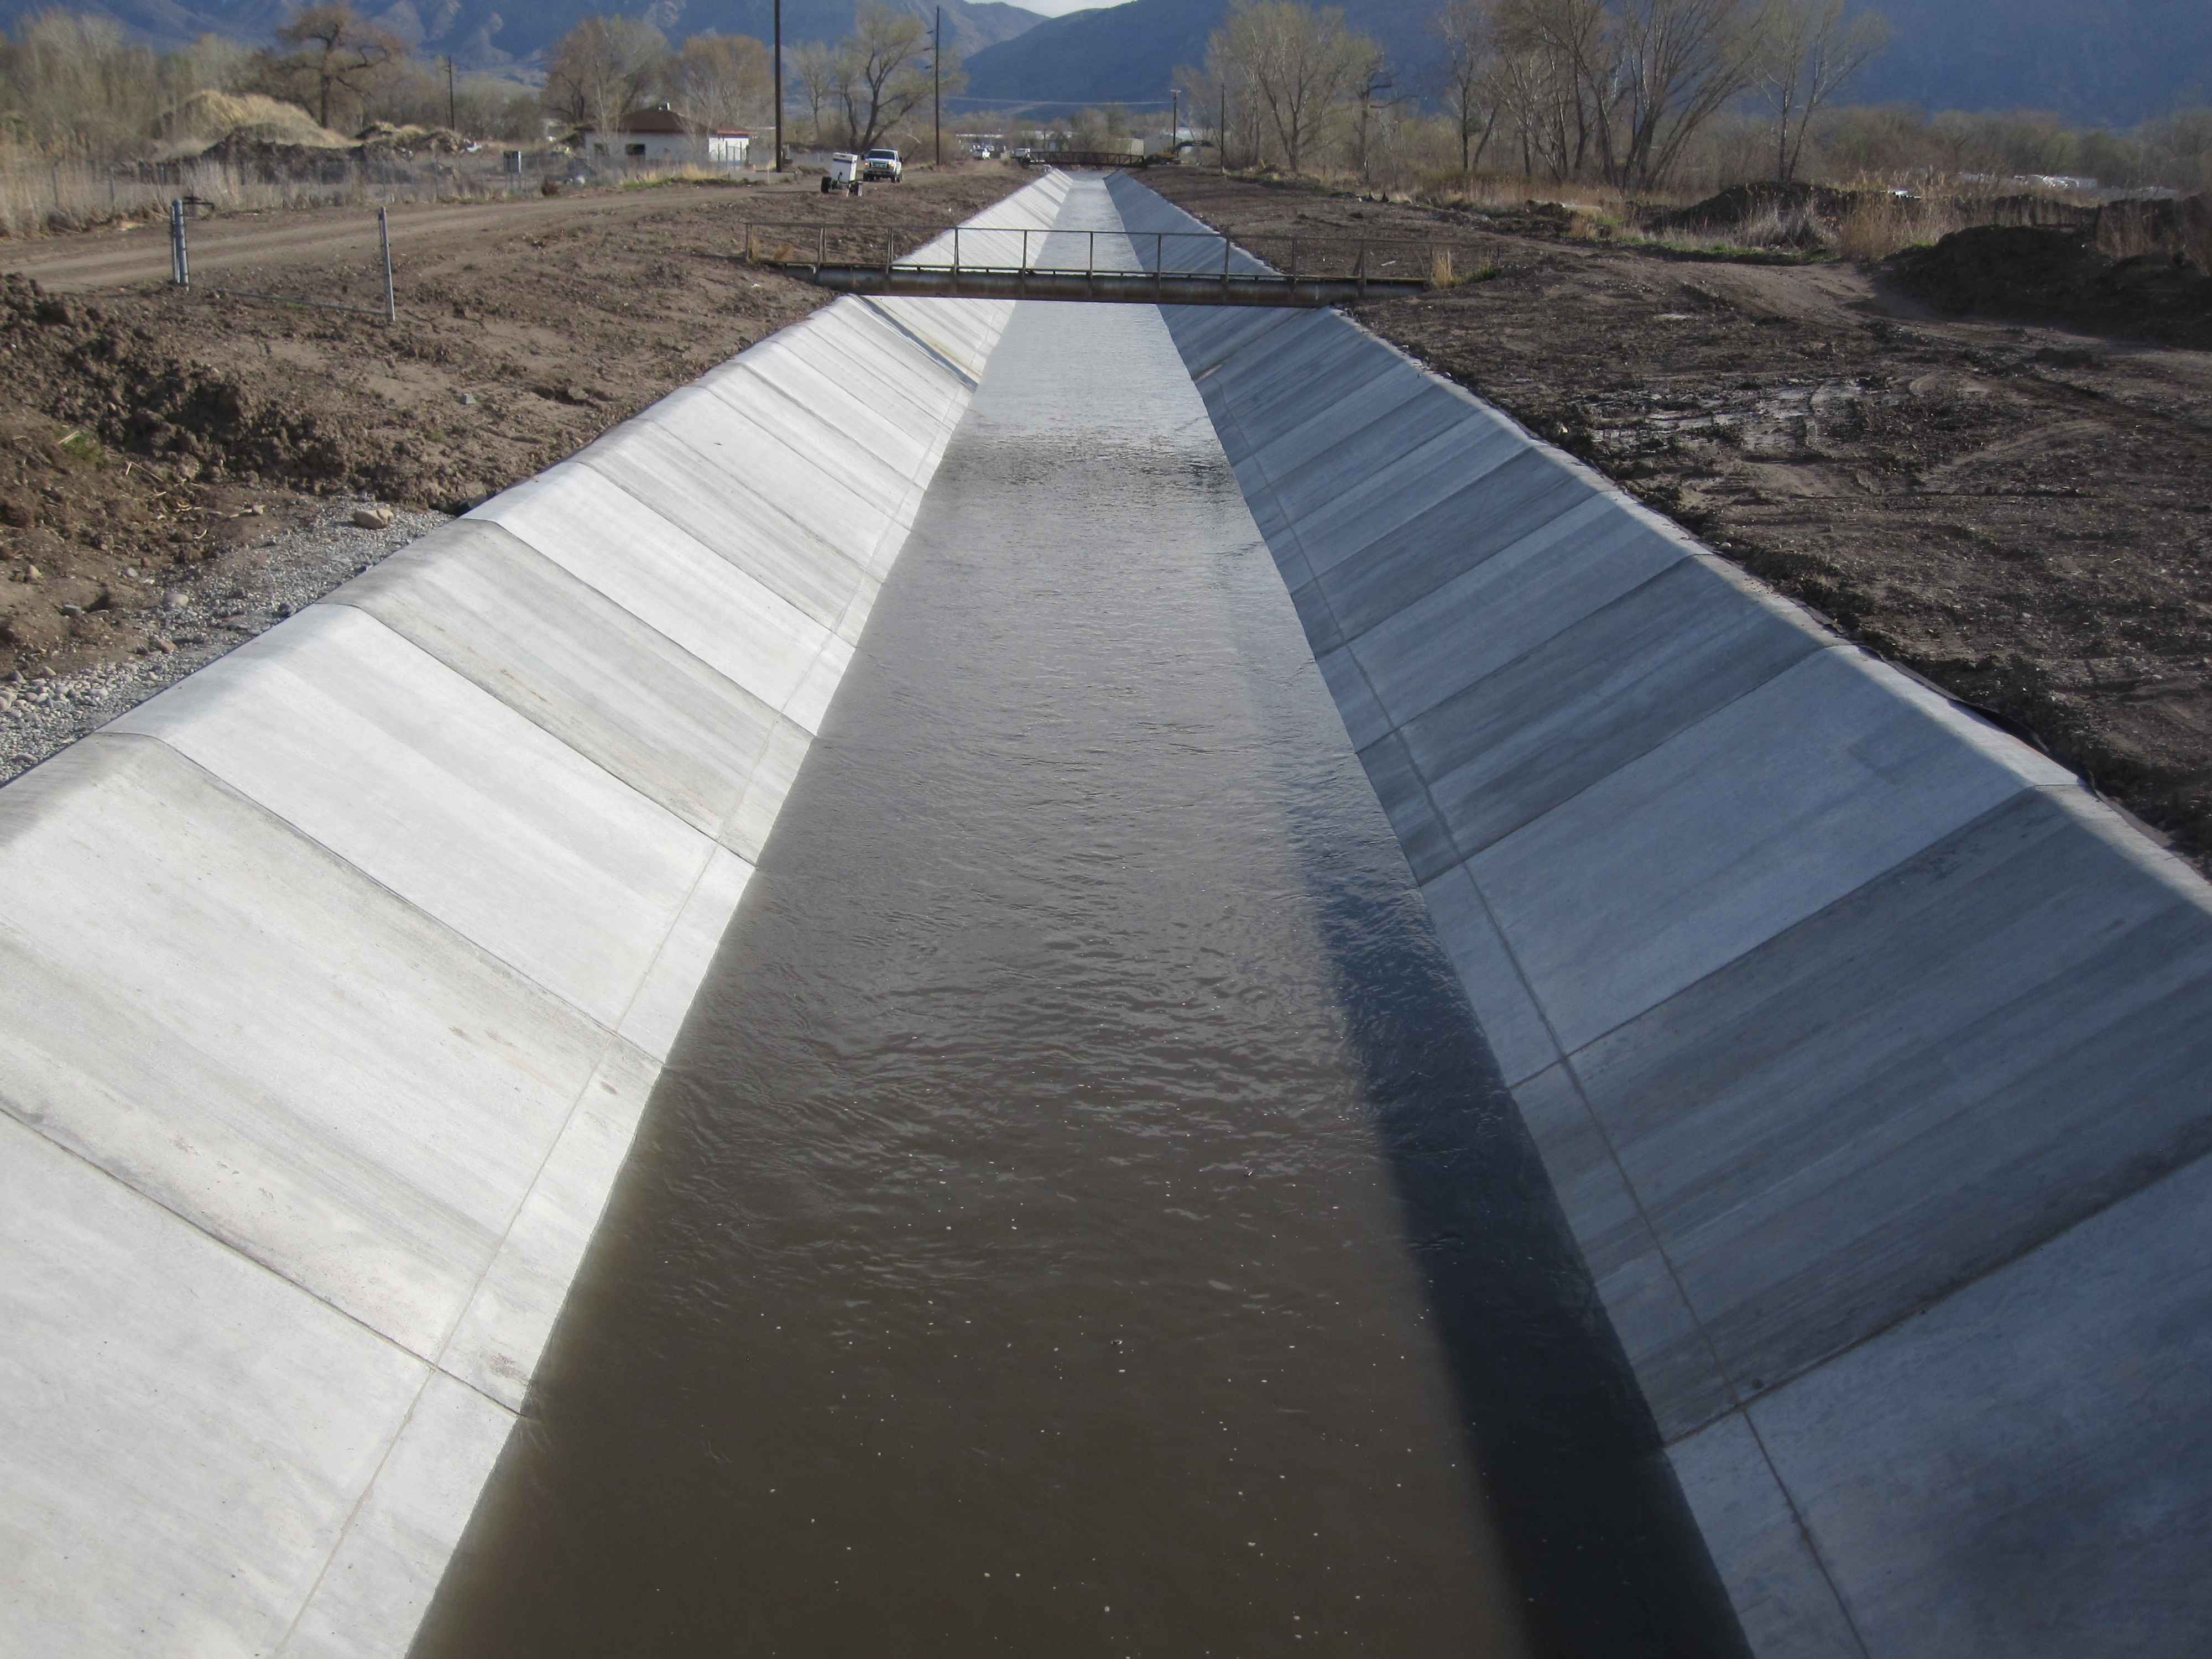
0;148;761;241
2182;198;2212;275
1834;192;1966;259
1418;168;1651;221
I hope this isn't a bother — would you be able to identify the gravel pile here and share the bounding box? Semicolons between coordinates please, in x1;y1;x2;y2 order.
0;495;449;785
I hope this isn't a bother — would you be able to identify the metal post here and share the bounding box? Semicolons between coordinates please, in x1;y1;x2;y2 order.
170;197;188;288
773;0;785;174
380;206;395;321
884;229;892;274
1288;235;1297;283
818;224;827;272
933;6;942;170
1087;229;1094;277
1355;238;1366;301
1220;231;1230;292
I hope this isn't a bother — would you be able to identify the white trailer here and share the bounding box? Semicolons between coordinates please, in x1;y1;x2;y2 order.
821;152;863;195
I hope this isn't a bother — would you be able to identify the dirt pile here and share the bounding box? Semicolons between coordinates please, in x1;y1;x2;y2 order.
1641;180;1864;242
197;125;360;180
356;123;471;159
1892;218;2212;340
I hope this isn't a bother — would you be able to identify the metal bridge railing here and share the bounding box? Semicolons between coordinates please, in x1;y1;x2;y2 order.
740;222;1453;288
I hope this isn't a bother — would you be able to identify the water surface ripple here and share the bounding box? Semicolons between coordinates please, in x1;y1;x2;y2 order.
417;246;1740;1659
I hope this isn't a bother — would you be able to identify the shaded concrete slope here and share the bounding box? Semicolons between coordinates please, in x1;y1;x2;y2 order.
0;174;1072;1658
1108;171;2212;1659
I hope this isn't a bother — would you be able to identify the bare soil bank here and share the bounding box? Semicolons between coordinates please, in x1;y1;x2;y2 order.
1149;169;2212;873
0;167;1024;695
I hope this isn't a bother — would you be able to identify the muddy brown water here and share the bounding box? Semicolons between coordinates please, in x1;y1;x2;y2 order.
414;268;1741;1656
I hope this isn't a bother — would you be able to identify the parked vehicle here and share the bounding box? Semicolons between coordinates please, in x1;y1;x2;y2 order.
861;148;904;182
822;152;862;195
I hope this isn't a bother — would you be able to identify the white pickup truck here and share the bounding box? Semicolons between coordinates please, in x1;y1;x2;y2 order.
860;147;904;182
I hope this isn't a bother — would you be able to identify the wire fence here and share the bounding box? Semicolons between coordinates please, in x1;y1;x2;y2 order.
0;148;764;240
168;196;399;321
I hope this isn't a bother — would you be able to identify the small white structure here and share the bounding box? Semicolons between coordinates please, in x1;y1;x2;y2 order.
579;105;752;171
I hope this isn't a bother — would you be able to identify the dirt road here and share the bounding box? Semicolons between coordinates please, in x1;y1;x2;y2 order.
1149;169;2212;872
0;166;1024;714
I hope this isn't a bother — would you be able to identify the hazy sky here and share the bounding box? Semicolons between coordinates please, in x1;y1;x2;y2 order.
1018;1;1135;15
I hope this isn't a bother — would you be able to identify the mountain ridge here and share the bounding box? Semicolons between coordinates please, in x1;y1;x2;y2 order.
2;0;1045;72
964;0;2212;129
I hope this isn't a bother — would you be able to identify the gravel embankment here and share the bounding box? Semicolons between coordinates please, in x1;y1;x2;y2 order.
0;497;447;784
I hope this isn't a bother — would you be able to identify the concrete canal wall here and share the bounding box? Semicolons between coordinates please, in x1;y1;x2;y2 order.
1110;171;2212;1659
0;175;1070;1658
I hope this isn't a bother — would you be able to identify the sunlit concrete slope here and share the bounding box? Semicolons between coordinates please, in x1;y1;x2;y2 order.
1110;171;2212;1659
0;176;1071;1659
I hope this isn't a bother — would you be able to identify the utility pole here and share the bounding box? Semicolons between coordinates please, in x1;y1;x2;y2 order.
933;6;943;169
1219;82;1227;175
444;56;455;132
773;0;785;173
1171;88;1178;160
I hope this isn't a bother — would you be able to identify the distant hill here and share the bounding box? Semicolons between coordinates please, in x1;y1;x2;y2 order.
1849;0;2212;126
966;0;2212;129
3;0;1044;71
963;0;1446;109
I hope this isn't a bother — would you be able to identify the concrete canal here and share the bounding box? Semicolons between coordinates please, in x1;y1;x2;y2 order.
411;188;1736;1659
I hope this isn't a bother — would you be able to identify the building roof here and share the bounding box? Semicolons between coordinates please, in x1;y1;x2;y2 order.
620;106;687;133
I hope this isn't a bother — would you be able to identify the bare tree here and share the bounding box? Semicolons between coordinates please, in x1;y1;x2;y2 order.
791;40;844;147
1610;0;1772;188
671;32;773;141
1349;45;1396;184
1206;1;1376;176
835;2;946;154
262;3;406;133
1489;0;1769;190
1758;0;1892;181
1433;0;1502;173
543;14;669;144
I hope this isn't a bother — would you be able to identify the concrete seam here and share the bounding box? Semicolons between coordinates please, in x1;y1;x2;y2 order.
269;1365;440;1658
0;1071;517;1419
1197;383;1322;603
56;729;638;1330
309;597;784;851
1674;1126;2212;1440
852;294;982;390
1733;1411;1878;1658
573;439;865;628
1439;865;1876;1656
1420;639;1853;879
1537;1040;1880;1654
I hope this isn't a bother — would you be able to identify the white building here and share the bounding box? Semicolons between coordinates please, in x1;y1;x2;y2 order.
578;106;752;171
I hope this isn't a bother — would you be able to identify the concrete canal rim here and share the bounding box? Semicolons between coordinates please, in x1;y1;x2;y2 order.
0;165;2204;1658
